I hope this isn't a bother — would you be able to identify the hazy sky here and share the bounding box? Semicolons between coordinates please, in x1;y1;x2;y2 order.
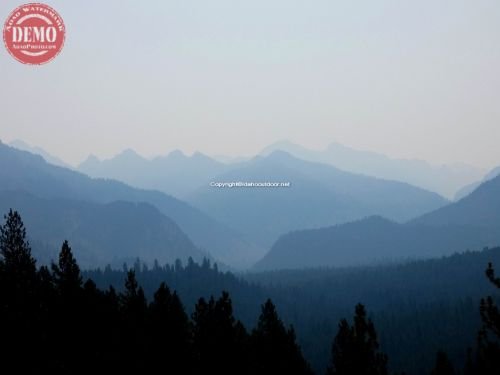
1;0;499;168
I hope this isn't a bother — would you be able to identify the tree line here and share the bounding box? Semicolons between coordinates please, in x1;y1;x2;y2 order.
1;209;499;374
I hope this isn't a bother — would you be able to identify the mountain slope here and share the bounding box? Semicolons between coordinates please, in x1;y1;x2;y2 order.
260;140;484;199
254;216;499;270
9;139;72;169
412;175;500;227
454;165;500;201
0;142;263;269
0;190;205;268
255;175;500;270
187;151;448;248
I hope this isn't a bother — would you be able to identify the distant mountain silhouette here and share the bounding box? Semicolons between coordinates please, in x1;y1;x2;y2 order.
0;190;204;268
0;142;263;269
78;148;232;199
255;174;500;270
454;165;500;201
187;151;448;248
260;140;484;199
9;139;72;169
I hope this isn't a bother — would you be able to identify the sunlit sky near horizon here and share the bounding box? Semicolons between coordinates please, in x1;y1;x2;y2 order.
1;0;500;169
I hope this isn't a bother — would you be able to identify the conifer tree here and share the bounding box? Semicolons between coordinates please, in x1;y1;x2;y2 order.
0;210;39;372
121;269;147;316
0;209;37;284
327;304;388;375
50;241;85;373
120;270;147;371
52;240;82;296
475;263;500;373
252;299;313;375
148;282;192;372
192;292;249;374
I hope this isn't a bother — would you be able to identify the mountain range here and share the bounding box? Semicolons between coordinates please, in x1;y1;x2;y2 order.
78;149;232;199
186;151;448;248
75;143;453;250
255;173;500;270
260;140;485;199
5;139;498;272
0;141;262;269
76;140;486;200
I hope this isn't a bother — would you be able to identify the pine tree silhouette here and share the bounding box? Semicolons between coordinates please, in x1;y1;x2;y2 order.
192;292;249;374
120;270;148;371
327;303;388;375
0;209;37;283
0;210;40;372
50;241;86;373
475;263;500;373
148;282;192;373
52;240;82;296
251;299;313;375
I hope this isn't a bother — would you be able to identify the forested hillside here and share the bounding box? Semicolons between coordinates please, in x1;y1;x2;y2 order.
2;209;500;374
89;236;500;373
257;174;500;270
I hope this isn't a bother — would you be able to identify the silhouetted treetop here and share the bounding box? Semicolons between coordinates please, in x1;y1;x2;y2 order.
327;304;388;375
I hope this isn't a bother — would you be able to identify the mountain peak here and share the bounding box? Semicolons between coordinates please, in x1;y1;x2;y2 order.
85;154;100;163
264;149;296;162
77;154;101;170
168;149;186;159
117;148;142;158
260;140;306;156
192;151;211;160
